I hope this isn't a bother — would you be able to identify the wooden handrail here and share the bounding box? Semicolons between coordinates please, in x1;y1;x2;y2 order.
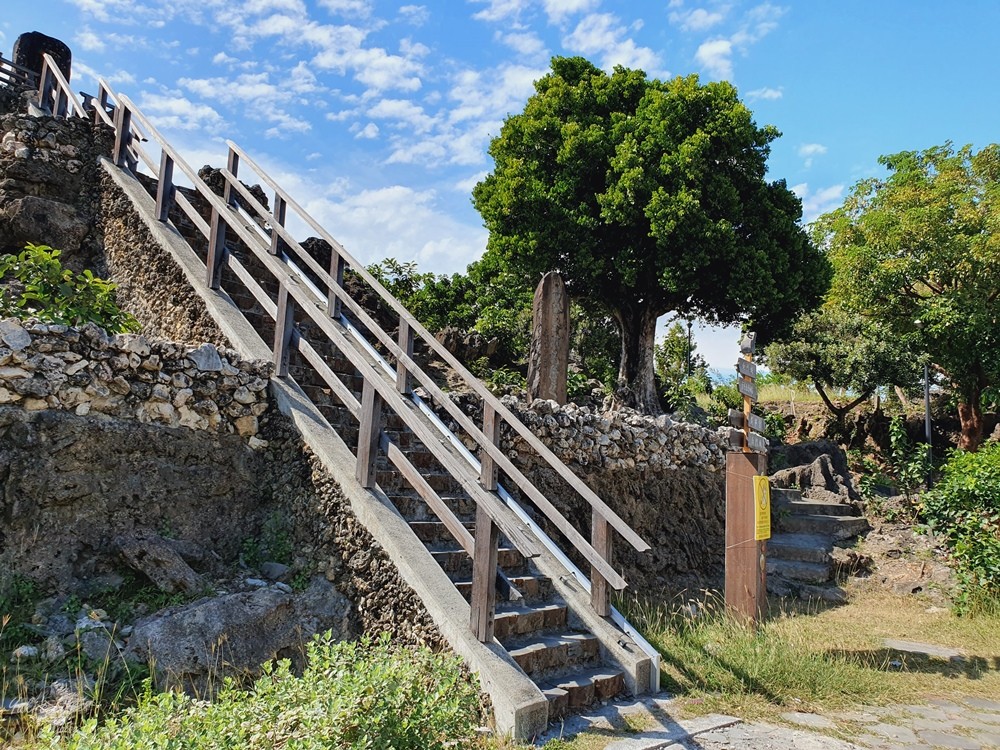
37;53;88;119
0;54;38;87
101;89;648;627
225;140;650;555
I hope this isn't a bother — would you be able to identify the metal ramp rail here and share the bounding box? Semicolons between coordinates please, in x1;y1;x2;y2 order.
30;60;661;691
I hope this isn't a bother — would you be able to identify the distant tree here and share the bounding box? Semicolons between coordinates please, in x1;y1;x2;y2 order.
817;143;1000;450
472;56;829;414
655;320;708;389
764;306;918;419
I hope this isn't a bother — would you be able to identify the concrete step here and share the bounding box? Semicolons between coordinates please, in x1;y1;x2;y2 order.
776;514;870;540
766;557;831;584
506;632;601;677
431;547;526;575
767;532;833;564
454;574;554;603
540;667;626;719
770;487;803;503
408;520;474;544
773;498;860;517
493;603;567;641
388;493;476;521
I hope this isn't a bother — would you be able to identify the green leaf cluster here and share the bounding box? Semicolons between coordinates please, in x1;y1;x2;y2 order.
0;244;139;333
921;442;1000;613
817;142;1000;448
38;634;483;750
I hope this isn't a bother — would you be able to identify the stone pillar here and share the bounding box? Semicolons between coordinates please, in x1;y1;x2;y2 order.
527;271;569;404
13;31;72;81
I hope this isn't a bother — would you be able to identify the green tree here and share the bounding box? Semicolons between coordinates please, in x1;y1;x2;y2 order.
765;306;918;419
818;142;1000;450
472;56;829;414
655;320;708;388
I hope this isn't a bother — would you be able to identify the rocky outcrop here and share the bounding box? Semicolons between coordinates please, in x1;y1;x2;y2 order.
0;112;111;264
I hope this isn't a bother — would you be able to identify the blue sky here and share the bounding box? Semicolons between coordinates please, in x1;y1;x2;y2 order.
3;1;998;372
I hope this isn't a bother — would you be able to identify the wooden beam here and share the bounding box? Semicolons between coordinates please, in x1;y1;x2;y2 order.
269;193;286;256
590;509;612;617
113;103;132;169
273;283;295;377
327;251;345;319
356;378;383;489
155;151;175;222
206;207;228;290
470;504;500;642
480;403;499;492
396;318;414;395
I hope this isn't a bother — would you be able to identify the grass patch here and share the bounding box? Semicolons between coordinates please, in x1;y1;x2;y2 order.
620;587;1000;723
27;634;488;750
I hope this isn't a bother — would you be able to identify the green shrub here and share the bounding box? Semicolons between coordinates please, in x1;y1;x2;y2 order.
921;442;1000;613
0;244;139;332
37;634;484;750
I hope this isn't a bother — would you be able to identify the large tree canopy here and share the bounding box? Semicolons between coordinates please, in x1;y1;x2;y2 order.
817;142;1000;451
472;56;829;413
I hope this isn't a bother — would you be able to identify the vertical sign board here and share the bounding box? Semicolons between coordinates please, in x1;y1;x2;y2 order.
725;331;768;626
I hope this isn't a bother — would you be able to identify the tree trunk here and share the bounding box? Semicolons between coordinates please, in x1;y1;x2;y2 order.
957;382;984;452
612;304;661;414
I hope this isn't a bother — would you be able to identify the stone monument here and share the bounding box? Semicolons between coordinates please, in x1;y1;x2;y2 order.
527;271;569;404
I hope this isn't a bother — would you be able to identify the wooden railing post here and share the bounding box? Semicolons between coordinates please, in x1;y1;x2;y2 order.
590;510;612;616
96;85;111;127
207;148;239;289
269;193;286;255
356;378;383;488
274;282;295;377
470;506;500;642
112;101;132;169
327;251;346;319
38;58;53;113
396;318;414;395
480;404;499;491
155;151;175;222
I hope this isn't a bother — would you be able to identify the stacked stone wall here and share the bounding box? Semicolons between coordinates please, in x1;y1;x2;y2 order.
0;317;271;441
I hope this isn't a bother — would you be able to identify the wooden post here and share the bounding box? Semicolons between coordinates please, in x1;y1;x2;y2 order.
155;151;175;222
327;251;346;318
396;318;414;395
356;378;383;488
725;450;768;625
590;510;612;616
269;193;286;255
470;504;500;642
480;404;499;491
207;208;227;290
273;282;295;377
113;103;132;169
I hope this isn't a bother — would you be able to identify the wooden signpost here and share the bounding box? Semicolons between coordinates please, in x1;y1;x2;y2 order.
725;332;770;625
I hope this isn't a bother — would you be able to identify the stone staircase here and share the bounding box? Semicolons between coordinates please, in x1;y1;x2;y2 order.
767;487;870;600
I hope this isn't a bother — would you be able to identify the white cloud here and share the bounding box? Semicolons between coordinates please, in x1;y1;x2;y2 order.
669;6;727;32
304;185;487;274
454;170;489;193
563;13;665;75
352;122;380;138
797;142;827;167
367;98;437;133
212;51;238;64
497;31;547;59
792;183;844;223
138;92;225;133
746;86;783;100
471;0;531;22
178;72;311;135
695;39;733;80
399;5;430;25
542;0;599;23
76;28;105;52
318;0;373;16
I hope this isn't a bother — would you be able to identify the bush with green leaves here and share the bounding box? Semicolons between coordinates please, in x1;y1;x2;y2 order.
921;442;1000;613
0;244;139;332
36;633;484;750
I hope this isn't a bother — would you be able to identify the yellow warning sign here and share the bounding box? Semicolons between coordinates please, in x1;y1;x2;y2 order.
753;475;771;541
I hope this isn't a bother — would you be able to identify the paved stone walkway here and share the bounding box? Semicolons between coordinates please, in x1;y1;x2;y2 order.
535;695;1000;749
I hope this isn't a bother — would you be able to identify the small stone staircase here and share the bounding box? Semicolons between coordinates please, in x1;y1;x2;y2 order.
767;487;870;600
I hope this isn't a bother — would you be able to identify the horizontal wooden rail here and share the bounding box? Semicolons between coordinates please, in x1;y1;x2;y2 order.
0;55;38;88
98;88;648;629
224;140;648;556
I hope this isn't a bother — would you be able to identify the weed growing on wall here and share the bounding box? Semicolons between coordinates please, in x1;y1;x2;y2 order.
0;244;139;332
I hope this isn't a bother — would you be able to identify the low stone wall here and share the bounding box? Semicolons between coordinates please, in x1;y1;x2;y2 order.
455;394;729;590
0;317;271;441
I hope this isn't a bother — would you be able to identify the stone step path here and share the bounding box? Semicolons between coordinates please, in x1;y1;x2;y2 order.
533;694;1000;749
